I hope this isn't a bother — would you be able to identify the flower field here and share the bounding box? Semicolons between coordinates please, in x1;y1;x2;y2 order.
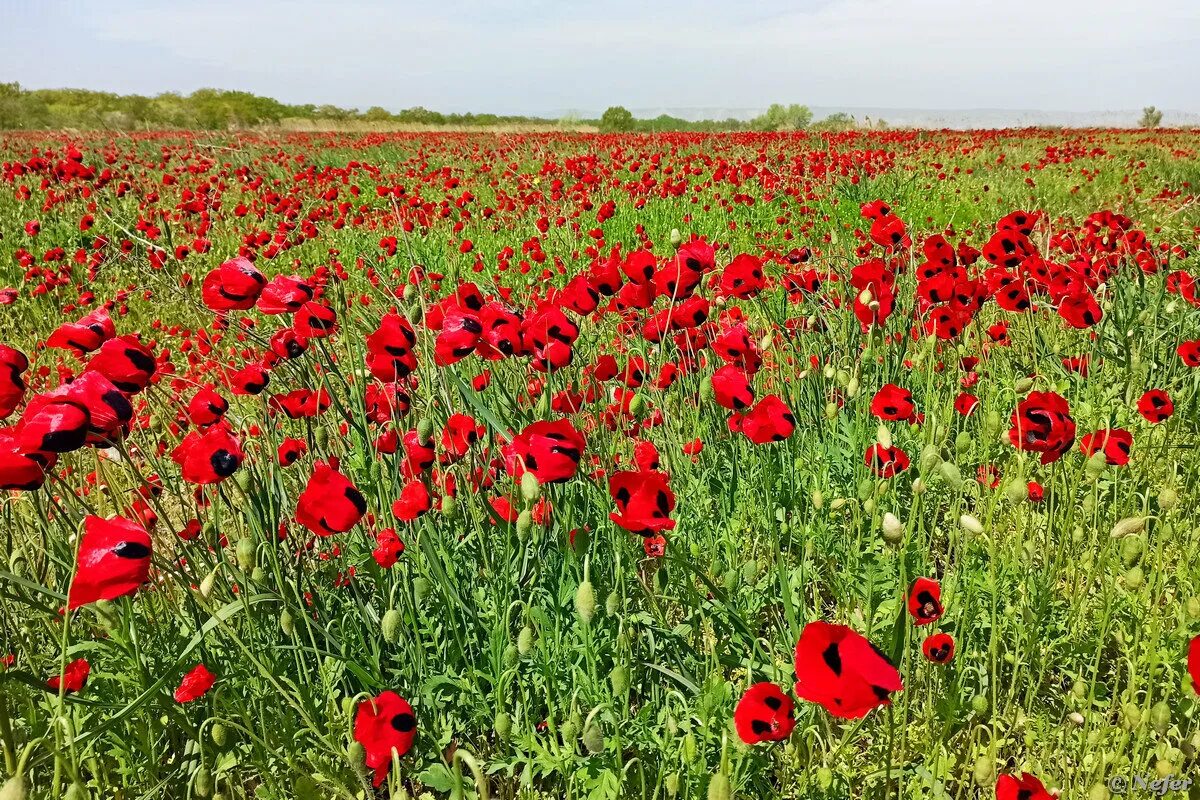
2;128;1200;799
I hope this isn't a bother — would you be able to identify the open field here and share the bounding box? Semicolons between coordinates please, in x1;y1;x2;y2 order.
2;128;1200;800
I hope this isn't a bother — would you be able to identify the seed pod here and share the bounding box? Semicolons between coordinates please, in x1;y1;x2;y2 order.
1110;516;1147;539
960;515;984;535
582;722;604;754
382;609;403;643
494;711;512;740
882;513;904;544
194;766;214;798
575;581;596;624
517;625;534;655
236;537;255;572
707;773;731;800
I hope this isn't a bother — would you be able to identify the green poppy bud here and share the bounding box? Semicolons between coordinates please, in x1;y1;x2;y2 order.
280;609;295;637
63;783;87;800
194;767;214;798
582;722;604;754
817;767;834;791
670;229;682;247
517;625;534;655
882;513;904;544
1003;479;1028;504
516;510;534;538
1120;536;1144;566
440;495;459;520
665;773;681;797
972;755;994;787
382;609;403;643
1150;700;1171;733
824;401;839;420
1013;376;1034;394
0;777;26;800
520;472;541;502
416;418;434;441
811;489;824;510
707;773;731;800
413;577;431;603
1158;486;1179;511
938;461;964;490
1124;566;1144;589
575;580;596;624
211;722;229;748
503;643;519;668
236;537;256;572
347;741;368;777
610;664;630;696
494;711;512;741
605;591;620;616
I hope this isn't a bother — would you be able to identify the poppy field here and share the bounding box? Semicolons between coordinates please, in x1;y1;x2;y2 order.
2;127;1200;800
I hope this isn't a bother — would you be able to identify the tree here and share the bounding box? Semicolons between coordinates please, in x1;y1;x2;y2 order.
1140;106;1163;128
751;103;812;131
598;106;635;133
363;106;393;122
811;112;856;131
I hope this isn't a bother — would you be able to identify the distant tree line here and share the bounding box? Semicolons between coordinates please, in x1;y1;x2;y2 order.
0;83;872;132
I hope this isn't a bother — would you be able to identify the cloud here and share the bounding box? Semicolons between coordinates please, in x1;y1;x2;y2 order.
2;0;1197;113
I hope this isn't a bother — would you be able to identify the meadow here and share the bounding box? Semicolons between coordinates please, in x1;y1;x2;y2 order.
1;127;1200;800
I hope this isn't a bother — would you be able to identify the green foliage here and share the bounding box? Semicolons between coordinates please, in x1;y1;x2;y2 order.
1140;106;1163;128
749;103;813;131
598;105;636;133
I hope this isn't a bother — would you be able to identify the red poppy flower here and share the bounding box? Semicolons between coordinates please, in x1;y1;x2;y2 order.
864;444;910;478
609;469;676;536
711;365;754;411
47;658;90;694
504;419;586;484
354;691;417;787
1008;391;1076;465
718;253;765;299
174;664;217;703
1136;390;1173;423
171;421;243;484
793;621;902;719
1189;636;1200;694
677;240;716;273
47;308;116;354
643;534;666;558
441;414;483;461
278;437;306;466
16;397;90;453
294;302;338;339
922;633;955;664
995;773;1054;800
68;515;153;610
257;275;313;314
1178;340;1200;368
0;344;28;420
187;386;229;427
391;480;432;522
738;395;796;444
871;384;916;422
907;578;943;625
229;364;270;396
0;427;56;490
87;335;156;394
295;461;366;536
734;682;796;744
1079;428;1132;466
954;393;979;417
372;528;406;568
201;256;265;312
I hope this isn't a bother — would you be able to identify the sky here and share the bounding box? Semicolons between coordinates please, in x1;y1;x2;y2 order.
2;0;1199;116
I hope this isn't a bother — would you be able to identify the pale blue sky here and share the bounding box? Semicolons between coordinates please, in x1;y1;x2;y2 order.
2;0;1198;114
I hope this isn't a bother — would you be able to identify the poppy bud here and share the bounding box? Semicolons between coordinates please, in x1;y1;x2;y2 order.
520;472;541;502
863;498;876;514
700;376;714;402
1158;486;1179;511
1003;480;1028;504
1124;566;1144;589
1150;700;1171;733
494;711;512;740
610;664;630;696
0;776;26;800
971;755;994;787
919;445;942;473
575;581;596;624
1121;703;1141;729
835;369;850;387
822;365;835;380
857;288;874;306
236;538;255;572
629;393;646;418
707;773;731;800
581;722;604;754
823;402;838;420
938;462;963;490
402;283;418;302
92;599;120;632
829;498;847;512
441;495;459;520
1013;377;1034;393
413;577;431;603
1110;516;1147;539
1187;597;1200;619
665;773;680;797
347;741;368;777
315;428;330;450
959;514;984;535
912;477;926;494
63;783;86;800
211;722;229;747
846;376;860;398
1120;536;1144;566
882;513;904;544
194;766;213;797
503;643;519;668
280;609;295;637
382;609;403;643
516;510;534;538
875;424;892;449
954;431;971;454
199;570;218;600
811;489;824;509
605;591;620;616
682;732;697;761
517;625;534;655
293;776;320;800
670;228;682;247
